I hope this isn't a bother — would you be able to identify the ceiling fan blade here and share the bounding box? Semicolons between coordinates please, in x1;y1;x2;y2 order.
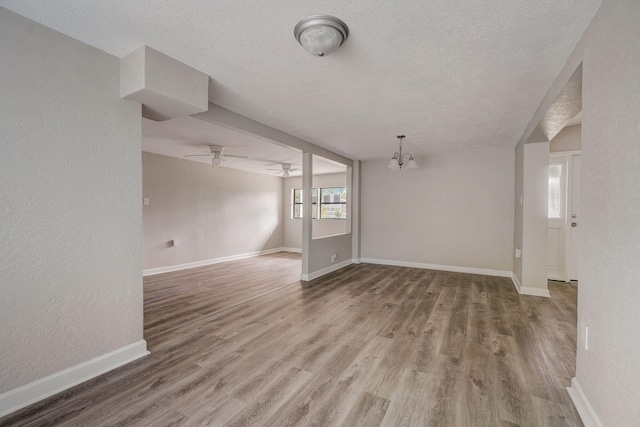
184;154;212;157
266;168;283;171
224;154;249;159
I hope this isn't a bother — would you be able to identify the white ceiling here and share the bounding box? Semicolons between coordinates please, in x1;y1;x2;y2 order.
1;0;601;165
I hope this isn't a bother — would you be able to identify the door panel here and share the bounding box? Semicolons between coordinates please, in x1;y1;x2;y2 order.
548;228;564;270
548;156;568;281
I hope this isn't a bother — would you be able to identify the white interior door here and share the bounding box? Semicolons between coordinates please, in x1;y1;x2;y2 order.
548;155;568;281
568;155;581;280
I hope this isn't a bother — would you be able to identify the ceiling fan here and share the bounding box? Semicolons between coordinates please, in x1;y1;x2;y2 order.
184;145;248;168
267;163;300;178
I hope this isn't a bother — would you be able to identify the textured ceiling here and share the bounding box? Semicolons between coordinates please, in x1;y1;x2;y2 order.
0;0;601;161
537;65;583;141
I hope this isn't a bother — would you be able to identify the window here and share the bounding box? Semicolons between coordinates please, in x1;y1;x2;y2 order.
292;188;317;219
548;164;562;219
292;187;346;219
320;187;347;219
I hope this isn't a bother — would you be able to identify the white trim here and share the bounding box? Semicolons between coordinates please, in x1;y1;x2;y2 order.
0;340;149;418
280;247;302;253
300;259;353;281
567;377;604;427
510;274;551;297
143;247;294;276
312;232;350;240
360;258;512;278
510;273;523;293
550;150;582;157
520;286;550;297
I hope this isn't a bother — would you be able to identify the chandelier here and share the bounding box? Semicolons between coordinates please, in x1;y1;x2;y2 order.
388;135;418;170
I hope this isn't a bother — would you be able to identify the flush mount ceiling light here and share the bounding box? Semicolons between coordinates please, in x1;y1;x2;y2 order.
294;15;349;57
388;135;418;170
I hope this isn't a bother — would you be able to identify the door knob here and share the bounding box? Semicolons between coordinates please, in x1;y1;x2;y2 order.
571;222;577;227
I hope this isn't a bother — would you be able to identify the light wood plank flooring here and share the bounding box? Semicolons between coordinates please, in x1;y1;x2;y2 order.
1;253;582;426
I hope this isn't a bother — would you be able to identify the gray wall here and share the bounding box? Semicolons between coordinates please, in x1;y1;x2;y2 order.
361;147;515;272
551;124;581;152
0;8;144;394
512;140;525;283
512;140;551;293
142;152;284;270
577;0;640;423
521;142;550;291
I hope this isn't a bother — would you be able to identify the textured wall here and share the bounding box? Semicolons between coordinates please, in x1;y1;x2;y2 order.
0;9;143;393
142;152;284;270
361;147;514;272
577;0;640;423
283;173;348;249
551;124;581;152
521;142;550;290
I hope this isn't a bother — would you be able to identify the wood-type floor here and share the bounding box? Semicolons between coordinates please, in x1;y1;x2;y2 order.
1;253;582;426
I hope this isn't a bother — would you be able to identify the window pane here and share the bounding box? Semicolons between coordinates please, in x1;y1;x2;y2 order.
321;204;347;219
319;187;347;219
293;188;318;218
548;164;562;219
321;187;346;203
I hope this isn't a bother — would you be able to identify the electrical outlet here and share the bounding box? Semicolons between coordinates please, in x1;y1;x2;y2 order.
515;248;522;258
331;253;337;263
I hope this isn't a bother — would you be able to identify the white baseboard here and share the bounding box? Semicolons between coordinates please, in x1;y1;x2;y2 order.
280;247;302;253
143;247;296;276
510;274;551;297
301;259;353;281
359;257;513;278
567;377;604;427
0;340;149;418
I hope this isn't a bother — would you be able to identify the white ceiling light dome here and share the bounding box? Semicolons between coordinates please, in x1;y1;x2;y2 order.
294;15;349;57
